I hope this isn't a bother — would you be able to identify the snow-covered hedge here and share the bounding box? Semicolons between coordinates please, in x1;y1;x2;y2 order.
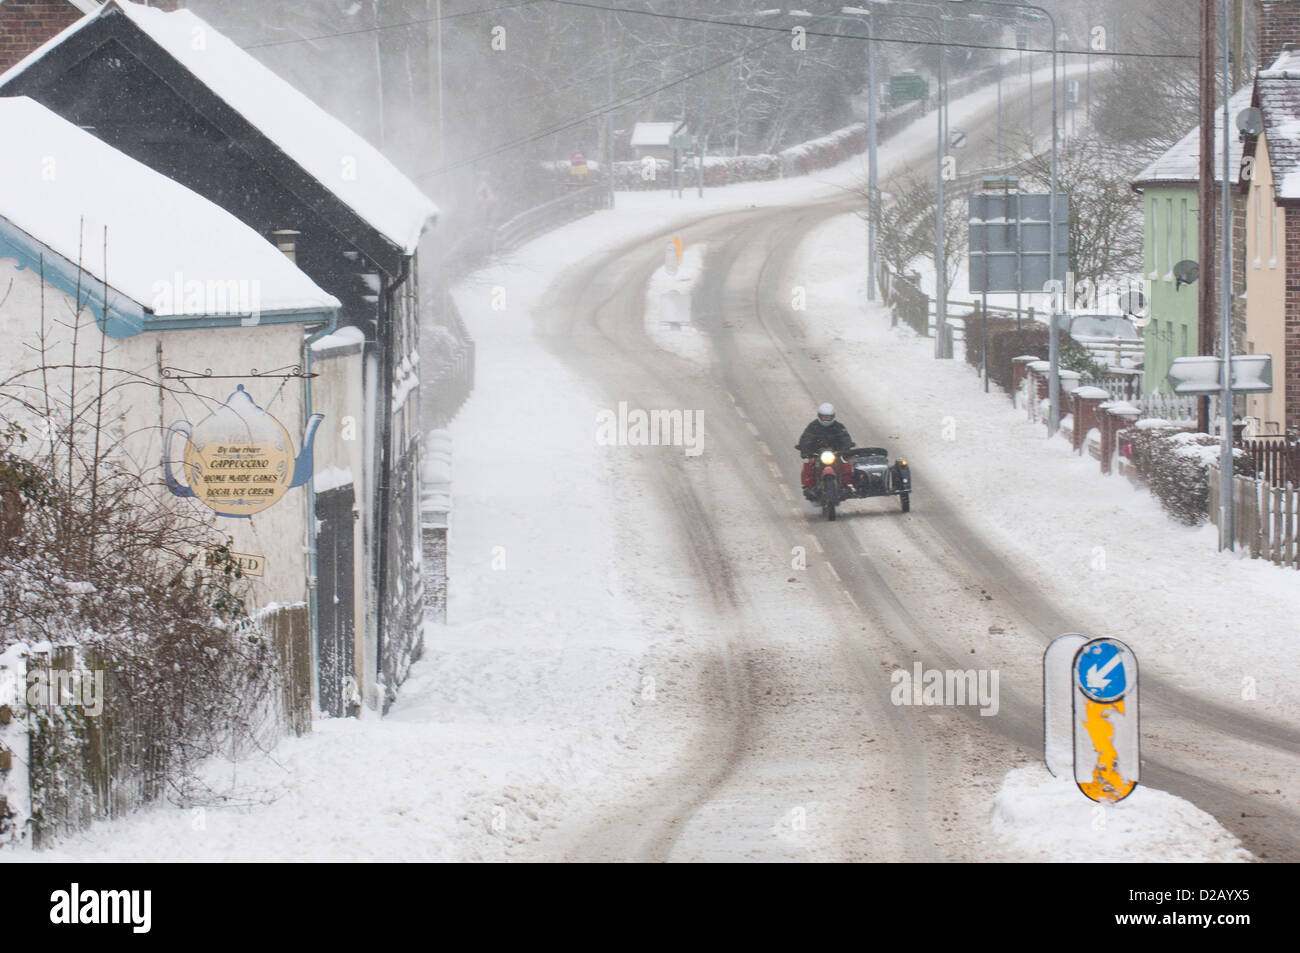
1119;425;1255;526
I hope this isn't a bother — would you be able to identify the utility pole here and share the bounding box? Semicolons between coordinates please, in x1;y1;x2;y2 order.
1219;0;1235;548
1197;0;1216;434
606;11;615;211
425;0;444;166
935;13;947;358
867;13;879;300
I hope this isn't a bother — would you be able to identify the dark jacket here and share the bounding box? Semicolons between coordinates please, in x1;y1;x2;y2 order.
797;419;853;456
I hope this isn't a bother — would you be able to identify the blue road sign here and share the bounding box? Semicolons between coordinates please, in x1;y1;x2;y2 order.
1075;639;1128;703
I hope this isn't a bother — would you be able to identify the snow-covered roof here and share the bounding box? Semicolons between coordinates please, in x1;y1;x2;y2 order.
0;96;339;322
0;0;438;255
630;122;679;147
1254;51;1300;201
1131;87;1254;188
1258;48;1300;79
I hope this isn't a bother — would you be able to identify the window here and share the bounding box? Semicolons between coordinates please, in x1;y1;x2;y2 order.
1150;197;1160;277
1269;196;1278;268
1254;184;1262;268
1165;197;1173;277
1180;197;1188;261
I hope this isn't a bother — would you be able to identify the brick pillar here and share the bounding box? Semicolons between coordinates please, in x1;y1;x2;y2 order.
1071;390;1107;454
1012;355;1038;406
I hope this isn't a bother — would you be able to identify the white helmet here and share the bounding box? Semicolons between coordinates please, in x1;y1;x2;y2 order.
817;402;835;425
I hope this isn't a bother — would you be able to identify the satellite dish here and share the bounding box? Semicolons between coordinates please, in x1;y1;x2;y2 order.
1236;107;1264;137
1117;288;1147;317
1173;259;1200;289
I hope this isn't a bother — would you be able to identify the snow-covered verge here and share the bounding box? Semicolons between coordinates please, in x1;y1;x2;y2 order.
6;172;737;862
644;241;712;366
992;766;1252;863
789;212;1300;723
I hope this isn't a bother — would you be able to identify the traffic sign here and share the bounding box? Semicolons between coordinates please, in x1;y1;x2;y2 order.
968;192;1070;293
890;73;929;106
1075;639;1128;703
1167;355;1273;395
1071;637;1139;803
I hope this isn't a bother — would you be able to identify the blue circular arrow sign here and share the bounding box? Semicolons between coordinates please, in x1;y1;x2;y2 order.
1075;639;1129;703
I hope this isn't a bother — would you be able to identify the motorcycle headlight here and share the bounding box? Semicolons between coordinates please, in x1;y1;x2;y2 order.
820;450;836;465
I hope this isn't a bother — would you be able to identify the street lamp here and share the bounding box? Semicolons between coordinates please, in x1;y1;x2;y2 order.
848;2;954;357
948;0;1060;431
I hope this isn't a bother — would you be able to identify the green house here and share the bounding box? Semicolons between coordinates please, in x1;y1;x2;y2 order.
1130;88;1252;396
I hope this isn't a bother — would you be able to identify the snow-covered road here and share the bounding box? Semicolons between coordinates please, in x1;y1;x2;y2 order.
13;62;1293;863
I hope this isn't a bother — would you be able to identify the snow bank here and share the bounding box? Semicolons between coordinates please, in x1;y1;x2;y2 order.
991;765;1251;863
643;241;712;365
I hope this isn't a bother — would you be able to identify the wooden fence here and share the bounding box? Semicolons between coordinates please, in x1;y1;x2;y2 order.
1239;436;1299;490
1208;470;1299;568
881;267;931;338
5;603;313;848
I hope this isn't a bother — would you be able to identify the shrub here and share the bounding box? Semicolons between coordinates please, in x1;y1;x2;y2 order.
1118;425;1255;525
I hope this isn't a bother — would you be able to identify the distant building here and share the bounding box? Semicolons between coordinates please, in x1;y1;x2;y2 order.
630;121;681;162
1130;88;1253;397
1242;49;1300;433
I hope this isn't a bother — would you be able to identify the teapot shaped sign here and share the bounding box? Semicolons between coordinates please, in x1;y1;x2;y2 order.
164;385;323;518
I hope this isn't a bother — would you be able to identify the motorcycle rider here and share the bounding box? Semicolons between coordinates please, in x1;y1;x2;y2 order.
796;402;854;501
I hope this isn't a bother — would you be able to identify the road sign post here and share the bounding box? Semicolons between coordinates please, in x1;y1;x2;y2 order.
1167;354;1273;550
1071;637;1139;803
1043;633;1089;778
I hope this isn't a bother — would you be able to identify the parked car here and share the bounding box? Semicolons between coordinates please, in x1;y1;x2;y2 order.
1055;313;1143;369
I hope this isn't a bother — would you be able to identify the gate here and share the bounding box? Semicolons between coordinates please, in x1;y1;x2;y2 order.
315;485;356;717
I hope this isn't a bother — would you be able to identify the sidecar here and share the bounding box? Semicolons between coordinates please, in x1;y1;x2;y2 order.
842;447;912;512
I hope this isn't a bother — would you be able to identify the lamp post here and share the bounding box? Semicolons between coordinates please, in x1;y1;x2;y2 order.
948;0;1060;429
1218;0;1234;549
849;2;953;356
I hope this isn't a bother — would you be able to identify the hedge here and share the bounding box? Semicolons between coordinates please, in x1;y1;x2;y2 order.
1118;425;1255;526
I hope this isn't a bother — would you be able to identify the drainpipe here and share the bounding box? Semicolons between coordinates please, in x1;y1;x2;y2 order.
374;254;412;710
302;311;337;714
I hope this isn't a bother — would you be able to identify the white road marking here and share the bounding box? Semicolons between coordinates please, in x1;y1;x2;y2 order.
768;461;782;480
811;536;825;554
842;589;860;610
758;441;772;456
735;405;749;420
779;484;792;500
826;562;841;582
746;422;759;436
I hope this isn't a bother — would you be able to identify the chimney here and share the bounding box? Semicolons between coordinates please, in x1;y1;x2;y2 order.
1259;0;1300;71
271;229;300;264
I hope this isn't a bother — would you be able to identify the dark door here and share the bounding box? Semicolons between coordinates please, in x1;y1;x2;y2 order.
315;484;356;717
